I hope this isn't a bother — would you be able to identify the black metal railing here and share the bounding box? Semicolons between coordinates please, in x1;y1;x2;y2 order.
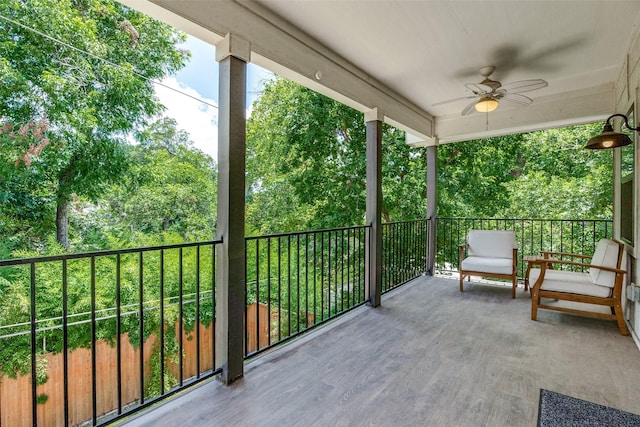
434;217;613;278
0;240;221;426
9;217;609;426
244;225;370;357
382;219;428;293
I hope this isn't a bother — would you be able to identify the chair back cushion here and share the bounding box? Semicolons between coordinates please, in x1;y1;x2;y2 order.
467;230;515;259
589;239;622;288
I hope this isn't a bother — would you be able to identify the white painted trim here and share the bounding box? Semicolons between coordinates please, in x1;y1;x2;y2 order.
215;33;251;63
406;132;437;148
364;107;384;123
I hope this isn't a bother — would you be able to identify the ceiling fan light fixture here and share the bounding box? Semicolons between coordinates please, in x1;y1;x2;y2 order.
433;66;546;116
475;97;499;113
585;114;637;149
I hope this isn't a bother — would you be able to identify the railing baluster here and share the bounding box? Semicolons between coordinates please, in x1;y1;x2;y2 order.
212;243;217;372
382;225;387;291
327;231;332;319
116;254;122;414
179;248;184;386
347;229;351;308
138;252;144;404
91;256;97;425
63;259;69;427
340;229;344;312
278;237;282;341
267;238;272;346
287;235;292;338
336;231;339;308
305;233;309;327
255;239;260;352
297;234;301;333
196;245;201;377
403;222;406;282
320;232;325;322
245;243;249;356
30;262;37;427
160;250;165;393
313;233;317;325
361;227;364;300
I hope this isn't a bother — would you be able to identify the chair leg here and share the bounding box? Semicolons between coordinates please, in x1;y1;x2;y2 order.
613;302;629;336
531;288;539;320
459;272;464;292
511;276;516;299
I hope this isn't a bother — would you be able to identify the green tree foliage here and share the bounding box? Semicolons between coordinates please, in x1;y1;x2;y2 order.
246;77;427;235
92;117;218;246
437;134;524;218
437;124;611;219
246;77;610;233
0;0;189;250
501;125;612;219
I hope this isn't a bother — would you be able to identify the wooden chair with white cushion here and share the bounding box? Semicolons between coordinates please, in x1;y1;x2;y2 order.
530;238;628;335
459;230;518;298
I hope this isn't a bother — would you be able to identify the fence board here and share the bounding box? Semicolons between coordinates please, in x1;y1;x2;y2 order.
1;313;269;426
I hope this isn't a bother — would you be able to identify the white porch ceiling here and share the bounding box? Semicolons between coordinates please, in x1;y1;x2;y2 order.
122;0;640;144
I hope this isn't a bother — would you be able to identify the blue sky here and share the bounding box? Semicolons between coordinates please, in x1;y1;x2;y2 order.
155;35;274;160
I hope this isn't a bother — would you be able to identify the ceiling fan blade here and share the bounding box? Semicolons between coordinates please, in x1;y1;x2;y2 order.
432;95;477;106
500;93;533;106
501;79;548;94
464;83;492;94
461;99;478;116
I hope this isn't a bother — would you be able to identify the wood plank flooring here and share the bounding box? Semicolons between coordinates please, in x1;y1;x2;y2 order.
119;276;640;427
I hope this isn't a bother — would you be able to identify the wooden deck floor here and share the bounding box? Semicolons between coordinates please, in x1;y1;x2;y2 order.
120;276;640;427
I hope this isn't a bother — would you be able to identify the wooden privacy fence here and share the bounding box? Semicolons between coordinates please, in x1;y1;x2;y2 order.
0;303;271;427
1;334;159;427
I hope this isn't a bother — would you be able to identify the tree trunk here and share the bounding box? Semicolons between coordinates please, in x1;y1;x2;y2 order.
56;199;69;250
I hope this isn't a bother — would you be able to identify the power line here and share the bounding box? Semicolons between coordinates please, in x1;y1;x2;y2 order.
0;12;218;110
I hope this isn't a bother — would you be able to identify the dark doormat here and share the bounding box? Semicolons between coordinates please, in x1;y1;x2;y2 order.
538;389;640;426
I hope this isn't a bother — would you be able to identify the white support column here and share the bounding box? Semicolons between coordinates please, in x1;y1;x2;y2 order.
365;108;383;307
215;33;250;385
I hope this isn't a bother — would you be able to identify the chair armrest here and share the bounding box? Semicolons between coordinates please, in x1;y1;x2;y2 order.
538;258;626;274
459;244;468;265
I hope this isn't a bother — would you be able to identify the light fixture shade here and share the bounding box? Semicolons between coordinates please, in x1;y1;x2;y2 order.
475;97;499;113
585;123;633;149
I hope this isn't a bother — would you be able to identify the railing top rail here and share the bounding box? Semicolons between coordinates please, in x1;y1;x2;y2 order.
435;217;612;222
0;239;223;266
245;224;371;241
382;219;428;226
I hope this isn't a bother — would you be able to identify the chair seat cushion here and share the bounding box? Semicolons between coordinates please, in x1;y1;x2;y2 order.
461;256;513;275
529;268;611;298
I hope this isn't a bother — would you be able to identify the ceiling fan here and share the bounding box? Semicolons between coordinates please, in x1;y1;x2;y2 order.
434;66;548;116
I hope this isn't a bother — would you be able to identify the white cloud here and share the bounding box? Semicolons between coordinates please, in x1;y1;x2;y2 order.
154;77;218;160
